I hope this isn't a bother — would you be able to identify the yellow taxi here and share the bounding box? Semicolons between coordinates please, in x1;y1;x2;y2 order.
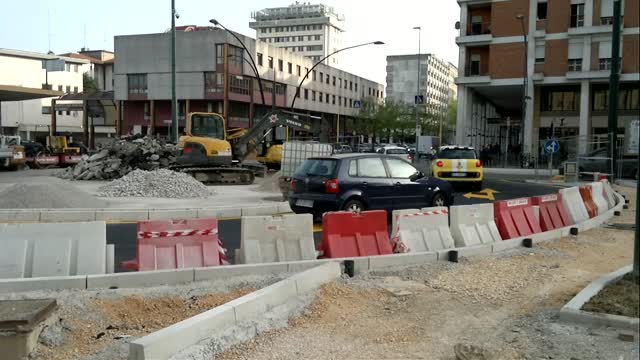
432;145;483;190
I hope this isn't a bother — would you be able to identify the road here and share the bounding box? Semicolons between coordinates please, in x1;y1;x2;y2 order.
107;174;564;272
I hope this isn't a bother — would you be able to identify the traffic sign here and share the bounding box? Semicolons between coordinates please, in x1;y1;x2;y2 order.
353;100;362;108
544;139;560;154
415;95;424;105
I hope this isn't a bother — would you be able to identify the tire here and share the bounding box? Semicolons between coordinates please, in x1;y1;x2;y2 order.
343;199;365;213
431;192;448;207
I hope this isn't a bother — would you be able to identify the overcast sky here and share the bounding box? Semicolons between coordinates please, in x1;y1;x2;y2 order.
0;0;461;84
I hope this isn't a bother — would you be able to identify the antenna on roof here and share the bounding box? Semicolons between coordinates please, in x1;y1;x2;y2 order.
47;9;52;52
83;24;87;50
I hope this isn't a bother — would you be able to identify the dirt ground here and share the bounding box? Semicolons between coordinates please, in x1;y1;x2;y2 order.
583;273;640;318
217;186;640;360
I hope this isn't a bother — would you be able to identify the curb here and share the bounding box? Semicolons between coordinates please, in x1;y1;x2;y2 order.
558;265;639;331
128;262;341;360
0;203;292;223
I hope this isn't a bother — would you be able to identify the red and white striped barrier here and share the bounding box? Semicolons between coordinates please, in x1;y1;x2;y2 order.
391;207;454;253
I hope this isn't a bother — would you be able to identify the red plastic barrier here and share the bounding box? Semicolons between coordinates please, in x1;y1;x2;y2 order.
532;193;573;230
494;197;542;240
121;218;226;271
320;210;392;258
579;186;598;218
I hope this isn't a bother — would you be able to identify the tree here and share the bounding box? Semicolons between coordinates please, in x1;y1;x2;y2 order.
356;97;404;150
83;73;99;94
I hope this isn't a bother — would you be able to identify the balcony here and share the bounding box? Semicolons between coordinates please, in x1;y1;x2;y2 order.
456;65;491;85
456;21;492;45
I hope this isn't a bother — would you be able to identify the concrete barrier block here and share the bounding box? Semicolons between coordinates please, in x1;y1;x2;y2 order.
491;238;523;252
225;279;298;323
194;263;288;282
0;238;28;278
531;229;562;243
196;208;220;219
128;305;236;360
437;244;492;261
286;259;335;273
40;210;96;222
289;262;341;294
215;208;242;219
87;269;194;289
148;209;198;220
277;202;292;213
0;276;86;294
95;209;149;221
31;237;72;277
336;257;370;274
369;252;437;270
241;205;279;216
0;210;40;222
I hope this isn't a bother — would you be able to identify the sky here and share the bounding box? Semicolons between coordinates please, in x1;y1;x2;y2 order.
0;0;461;84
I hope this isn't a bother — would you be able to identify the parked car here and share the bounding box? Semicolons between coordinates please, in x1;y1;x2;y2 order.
432;145;483;190
376;146;413;162
289;153;454;216
576;147;638;179
332;144;352;154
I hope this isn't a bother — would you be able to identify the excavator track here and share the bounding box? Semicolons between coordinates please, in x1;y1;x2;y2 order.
172;166;255;185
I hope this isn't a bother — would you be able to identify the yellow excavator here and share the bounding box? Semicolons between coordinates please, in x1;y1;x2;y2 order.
175;110;313;185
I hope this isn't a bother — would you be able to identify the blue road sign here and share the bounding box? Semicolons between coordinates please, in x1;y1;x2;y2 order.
353;100;362;108
415;95;424;105
544;139;560;154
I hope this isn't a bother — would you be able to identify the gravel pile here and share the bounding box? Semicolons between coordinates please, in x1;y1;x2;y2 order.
0;182;106;208
98;169;212;198
58;136;177;181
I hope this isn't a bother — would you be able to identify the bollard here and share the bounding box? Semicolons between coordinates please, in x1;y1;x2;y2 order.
448;250;459;263
570;227;579;236
343;260;355;278
523;238;533;248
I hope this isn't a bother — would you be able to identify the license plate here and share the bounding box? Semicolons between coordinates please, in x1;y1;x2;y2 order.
296;199;314;208
13;153;24;159
451;172;466;177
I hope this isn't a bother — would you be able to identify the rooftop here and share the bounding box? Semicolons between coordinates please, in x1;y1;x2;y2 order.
0;48;89;64
252;2;344;21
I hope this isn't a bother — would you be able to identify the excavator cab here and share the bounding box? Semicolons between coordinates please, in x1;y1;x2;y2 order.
177;112;233;167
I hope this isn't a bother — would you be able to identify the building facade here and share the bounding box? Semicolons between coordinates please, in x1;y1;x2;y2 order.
113;28;384;141
455;0;640;157
249;2;345;65
0;48;90;141
386;54;458;117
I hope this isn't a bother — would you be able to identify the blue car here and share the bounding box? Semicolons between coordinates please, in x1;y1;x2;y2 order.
289;153;454;216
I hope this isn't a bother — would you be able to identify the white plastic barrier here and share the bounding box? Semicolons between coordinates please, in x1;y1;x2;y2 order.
589;182;609;215
0;221;107;278
601;180;617;209
394;207;454;252
391;208;420;239
238;214;316;264
559;186;590;224
449;203;502;247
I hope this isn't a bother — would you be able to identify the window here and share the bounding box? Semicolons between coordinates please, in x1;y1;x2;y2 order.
288;62;292;74
537;2;548;20
230;76;250;95
599;58;612;70
570;4;585;27
268;56;273;69
355;83;358;92
593;88;640;111
307;35;312;41
326;74;330;84
261;28;266;33
325;93;329;102
304;88;309;100
568;59;582;72
312;70;316;81
348;160;358;176
338;96;342;105
332;76;336;86
127;74;148;94
278;59;283;71
306;45;323;51
349;81;353;91
298;36;304;41
65;63;71;72
296;65;301;76
349;99;353;107
535;41;545;64
344;80;348;89
41;106;51;114
319;71;323;81
315;35;321;40
204;72;223;93
356;158;387;178
386;158;418;178
319;92;323;103
304;67;309;79
332;95;336;105
298;46;304;51
339;78;342;87
542;89;579;111
294;159;337;177
66;85;71;93
257;53;263;66
73;86;78;94
73;64;78;72
312;90;316;101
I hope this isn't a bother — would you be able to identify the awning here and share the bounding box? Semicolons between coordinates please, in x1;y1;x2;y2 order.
0;85;63;101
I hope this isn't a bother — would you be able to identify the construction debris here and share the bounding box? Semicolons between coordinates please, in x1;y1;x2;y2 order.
98;169;213;198
58;136;178;181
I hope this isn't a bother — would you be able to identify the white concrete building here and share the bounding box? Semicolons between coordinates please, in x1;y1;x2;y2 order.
60;49;115;91
0;48;90;141
250;2;345;65
386;54;458;117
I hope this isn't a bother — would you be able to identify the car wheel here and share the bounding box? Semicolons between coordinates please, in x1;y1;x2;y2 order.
343;199;365;213
431;192;448;207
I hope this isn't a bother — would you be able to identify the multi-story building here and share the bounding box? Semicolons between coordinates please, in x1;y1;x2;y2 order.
447;62;459;101
113;28;384;140
386;54;458;117
0;48;90;141
249;2;345;65
455;0;639;156
60;49;115;91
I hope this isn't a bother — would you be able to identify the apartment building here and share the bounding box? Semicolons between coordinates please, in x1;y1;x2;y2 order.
455;0;639;156
386;54;458;119
113;28;384;140
249;2;344;65
60;49;115;92
0;48;90;141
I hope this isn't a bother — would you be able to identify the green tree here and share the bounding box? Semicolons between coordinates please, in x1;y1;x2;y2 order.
356;97;404;149
83;73;99;93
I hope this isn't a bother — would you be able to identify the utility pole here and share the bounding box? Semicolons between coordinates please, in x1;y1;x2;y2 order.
607;0;621;180
635;123;640;283
413;26;421;161
170;0;178;142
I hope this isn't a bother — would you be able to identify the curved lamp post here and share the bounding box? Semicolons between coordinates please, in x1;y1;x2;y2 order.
210;19;266;107
289;41;384;111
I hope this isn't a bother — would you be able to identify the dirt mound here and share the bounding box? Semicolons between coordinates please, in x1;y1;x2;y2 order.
0;182;106;208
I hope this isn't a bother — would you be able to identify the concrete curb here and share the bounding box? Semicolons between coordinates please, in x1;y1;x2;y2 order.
128;262;341;360
0;203;293;223
558;265;638;331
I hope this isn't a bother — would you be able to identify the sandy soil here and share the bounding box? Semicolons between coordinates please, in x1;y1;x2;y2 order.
217;185;639;360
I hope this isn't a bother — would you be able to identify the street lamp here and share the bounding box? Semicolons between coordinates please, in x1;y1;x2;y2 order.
170;0;178;142
413;26;421;161
516;14;528;161
210;19;266;107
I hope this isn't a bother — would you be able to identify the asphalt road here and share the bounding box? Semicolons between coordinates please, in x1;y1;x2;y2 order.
107;174;564;272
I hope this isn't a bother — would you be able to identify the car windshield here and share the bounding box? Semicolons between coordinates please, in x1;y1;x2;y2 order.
191;114;225;139
295;159;337;177
386;148;408;154
438;148;476;159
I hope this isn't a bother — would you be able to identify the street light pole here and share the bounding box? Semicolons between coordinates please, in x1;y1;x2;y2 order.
413;26;421;159
516;14;527;165
170;0;178;142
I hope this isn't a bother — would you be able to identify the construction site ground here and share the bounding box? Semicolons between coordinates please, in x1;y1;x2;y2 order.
218;185;639;360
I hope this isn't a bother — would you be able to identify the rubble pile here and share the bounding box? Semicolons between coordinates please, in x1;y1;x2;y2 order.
58;137;178;180
98;169;212;198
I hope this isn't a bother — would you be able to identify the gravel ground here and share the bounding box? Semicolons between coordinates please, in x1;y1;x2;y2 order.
98;169;213;198
217;186;639;360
